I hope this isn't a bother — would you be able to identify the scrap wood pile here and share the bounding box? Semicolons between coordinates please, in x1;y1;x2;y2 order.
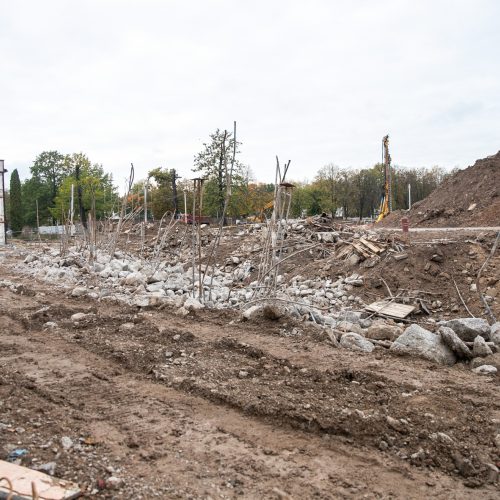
332;236;386;261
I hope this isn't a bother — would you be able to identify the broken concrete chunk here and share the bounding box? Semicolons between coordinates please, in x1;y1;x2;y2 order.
365;322;403;341
393;253;408;261
472;365;497;375
70;312;89;322
472;335;493;357
316;232;339;243
441;318;491;342
490;322;500;347
184;297;204;311
390;324;456;365
242;305;262;321
340;333;374;353
123;272;146;286
70;286;88;297
119;322;135;332
438;326;473;360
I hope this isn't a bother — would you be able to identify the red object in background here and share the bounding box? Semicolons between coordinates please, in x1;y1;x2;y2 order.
401;216;409;232
184;214;210;225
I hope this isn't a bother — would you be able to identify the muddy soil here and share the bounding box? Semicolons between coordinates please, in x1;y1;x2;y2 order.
0;249;499;498
380;151;500;228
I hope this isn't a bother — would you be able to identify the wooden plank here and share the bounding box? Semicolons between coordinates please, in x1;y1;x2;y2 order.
0;460;81;499
335;245;353;260
350;242;371;258
359;237;383;253
365;300;415;319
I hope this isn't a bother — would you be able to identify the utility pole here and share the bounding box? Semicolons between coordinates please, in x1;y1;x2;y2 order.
408;183;412;210
170;168;181;215
144;183;148;223
0;160;7;245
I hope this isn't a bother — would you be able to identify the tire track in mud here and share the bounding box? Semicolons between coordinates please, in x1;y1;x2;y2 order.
0;310;465;499
1;277;499;497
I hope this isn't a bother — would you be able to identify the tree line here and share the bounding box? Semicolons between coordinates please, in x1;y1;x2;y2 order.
6;151;118;233
5;131;455;233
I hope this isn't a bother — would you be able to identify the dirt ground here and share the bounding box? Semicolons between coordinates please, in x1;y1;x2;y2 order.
0;228;499;499
380;151;500;228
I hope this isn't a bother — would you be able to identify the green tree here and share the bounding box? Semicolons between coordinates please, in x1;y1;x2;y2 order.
9;169;23;233
50;156;117;222
193;129;246;218
29;151;69;222
147;167;174;219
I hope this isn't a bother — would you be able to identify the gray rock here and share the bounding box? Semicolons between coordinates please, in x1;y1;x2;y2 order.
124;272;145;286
316;232;339;243
337;311;362;324
35;462;56;475
490;322;500;347
147;270;168;283
344;274;364;286
340;333;374;353
242;305;262;320
184;297;204;311
70;312;88;322
441;318;490;342
473;335;493;357
472;365;497;375
61;436;73;449
390;324;456;365
106;476;124;489
365;322;403;341
471;352;500;370
119;322;135;332
439;326;473;360
146;282;165;293
43;321;58;330
71;286;88;297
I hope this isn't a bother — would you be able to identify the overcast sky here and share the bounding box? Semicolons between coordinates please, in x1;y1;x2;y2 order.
1;0;499;187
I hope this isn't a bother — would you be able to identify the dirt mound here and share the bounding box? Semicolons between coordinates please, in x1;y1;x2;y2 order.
381;151;500;227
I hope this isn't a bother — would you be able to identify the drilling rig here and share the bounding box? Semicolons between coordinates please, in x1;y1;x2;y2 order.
376;134;392;222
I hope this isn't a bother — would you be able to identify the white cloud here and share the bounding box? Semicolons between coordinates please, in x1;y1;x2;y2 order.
1;0;499;186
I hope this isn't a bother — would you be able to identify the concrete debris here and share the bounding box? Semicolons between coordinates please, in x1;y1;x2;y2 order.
472;365;497;375
441;318;491;342
339;332;374;352
365;322;403;341
438;326;473;360
472;335;493;357
71;312;90;322
490;322;500;347
119;322;135;332
60;436;73;450
390;324;457;365
71;286;88;297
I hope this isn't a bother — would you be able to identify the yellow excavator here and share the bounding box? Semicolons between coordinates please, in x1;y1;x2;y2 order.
248;200;274;222
376;134;392;223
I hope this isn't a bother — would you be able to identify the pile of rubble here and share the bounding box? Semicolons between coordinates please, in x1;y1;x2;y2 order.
7;245;497;378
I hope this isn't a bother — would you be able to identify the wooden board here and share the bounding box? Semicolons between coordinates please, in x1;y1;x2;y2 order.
0;460;80;499
359;237;383;254
365;300;415;319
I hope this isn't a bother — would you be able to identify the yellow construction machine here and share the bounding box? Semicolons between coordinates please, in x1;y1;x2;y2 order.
376;134;392;223
248;200;274;222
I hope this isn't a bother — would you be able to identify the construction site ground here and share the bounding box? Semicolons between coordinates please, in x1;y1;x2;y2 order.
1;226;499;499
